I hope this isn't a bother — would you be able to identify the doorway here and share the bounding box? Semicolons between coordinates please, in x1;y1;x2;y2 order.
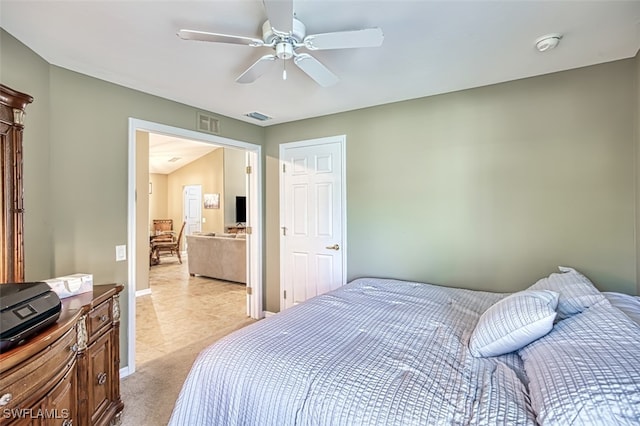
126;118;263;376
183;184;202;236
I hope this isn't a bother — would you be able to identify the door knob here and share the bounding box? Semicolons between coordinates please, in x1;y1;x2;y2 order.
326;244;340;250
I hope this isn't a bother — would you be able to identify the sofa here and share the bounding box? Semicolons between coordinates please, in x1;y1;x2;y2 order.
186;233;246;284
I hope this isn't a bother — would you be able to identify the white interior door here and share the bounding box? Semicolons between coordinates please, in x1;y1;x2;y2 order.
183;185;202;237
280;135;346;310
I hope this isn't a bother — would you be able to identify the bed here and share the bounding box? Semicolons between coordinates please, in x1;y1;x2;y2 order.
169;267;640;425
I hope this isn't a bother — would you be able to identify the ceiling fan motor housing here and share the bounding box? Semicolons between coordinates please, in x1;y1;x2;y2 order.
262;18;306;44
276;42;294;59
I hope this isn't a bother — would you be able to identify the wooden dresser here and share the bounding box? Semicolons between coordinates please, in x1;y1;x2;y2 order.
0;284;124;425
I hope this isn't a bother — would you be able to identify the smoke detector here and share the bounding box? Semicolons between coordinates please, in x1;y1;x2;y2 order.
535;34;562;52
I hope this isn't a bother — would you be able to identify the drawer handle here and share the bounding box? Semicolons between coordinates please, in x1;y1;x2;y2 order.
99;315;108;322
62;419;73;426
70;343;78;353
0;393;12;406
97;372;108;385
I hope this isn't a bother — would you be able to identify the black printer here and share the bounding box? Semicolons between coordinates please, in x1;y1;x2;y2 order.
0;282;62;352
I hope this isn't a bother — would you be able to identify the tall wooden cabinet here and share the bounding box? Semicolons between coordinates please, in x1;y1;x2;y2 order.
0;84;33;283
0;285;124;425
0;85;123;424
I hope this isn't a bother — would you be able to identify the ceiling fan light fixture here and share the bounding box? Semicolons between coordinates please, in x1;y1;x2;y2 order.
535;33;562;52
276;42;294;60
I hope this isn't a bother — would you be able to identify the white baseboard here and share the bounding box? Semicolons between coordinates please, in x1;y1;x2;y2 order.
263;311;277;318
136;288;152;297
120;366;131;378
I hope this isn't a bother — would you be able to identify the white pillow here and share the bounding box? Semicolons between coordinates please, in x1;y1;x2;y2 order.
519;300;640;424
469;290;559;358
528;266;603;320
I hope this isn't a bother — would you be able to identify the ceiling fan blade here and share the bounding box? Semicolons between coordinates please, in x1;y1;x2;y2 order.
263;0;293;34
303;28;384;50
293;54;339;87
236;55;277;84
177;29;264;47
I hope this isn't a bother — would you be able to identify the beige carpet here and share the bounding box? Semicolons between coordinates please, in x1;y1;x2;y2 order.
120;317;256;425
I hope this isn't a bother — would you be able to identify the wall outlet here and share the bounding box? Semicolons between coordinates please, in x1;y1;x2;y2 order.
115;245;127;261
202;217;206;223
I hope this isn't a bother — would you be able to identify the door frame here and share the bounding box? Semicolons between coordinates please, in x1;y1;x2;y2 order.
279;135;347;310
126;118;263;376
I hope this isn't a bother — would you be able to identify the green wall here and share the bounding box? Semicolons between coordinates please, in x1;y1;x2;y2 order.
3;26;640;367
264;58;637;312
1;29;264;368
0;30;52;280
636;50;640;296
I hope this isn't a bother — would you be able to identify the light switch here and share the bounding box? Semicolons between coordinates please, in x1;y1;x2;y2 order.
202;217;206;223
115;245;127;261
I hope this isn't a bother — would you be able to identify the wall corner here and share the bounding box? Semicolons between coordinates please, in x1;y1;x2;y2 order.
635;48;640;295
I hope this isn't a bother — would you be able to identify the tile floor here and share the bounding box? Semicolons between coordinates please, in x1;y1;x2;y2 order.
136;255;248;365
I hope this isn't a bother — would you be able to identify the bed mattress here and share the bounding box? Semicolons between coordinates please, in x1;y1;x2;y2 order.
170;278;536;425
169;277;640;425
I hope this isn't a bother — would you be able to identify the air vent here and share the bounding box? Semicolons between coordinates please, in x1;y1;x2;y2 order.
244;111;272;122
197;112;220;134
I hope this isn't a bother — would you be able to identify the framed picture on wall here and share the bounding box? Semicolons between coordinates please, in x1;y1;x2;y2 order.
204;193;220;209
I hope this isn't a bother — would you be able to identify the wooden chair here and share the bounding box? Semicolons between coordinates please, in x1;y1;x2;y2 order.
151;221;186;264
151;219;174;244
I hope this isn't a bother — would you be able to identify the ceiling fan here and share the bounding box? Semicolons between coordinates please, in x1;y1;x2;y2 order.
177;0;384;87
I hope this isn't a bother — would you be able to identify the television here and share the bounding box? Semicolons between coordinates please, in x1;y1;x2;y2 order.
235;196;246;224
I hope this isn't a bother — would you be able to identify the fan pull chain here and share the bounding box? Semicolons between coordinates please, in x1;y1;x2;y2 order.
282;59;287;81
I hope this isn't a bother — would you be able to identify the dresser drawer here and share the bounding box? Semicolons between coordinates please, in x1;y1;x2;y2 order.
42;360;76;426
87;330;113;424
87;299;112;342
0;327;77;413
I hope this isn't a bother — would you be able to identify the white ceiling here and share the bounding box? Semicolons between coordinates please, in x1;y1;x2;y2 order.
148;133;219;174
1;1;639;128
